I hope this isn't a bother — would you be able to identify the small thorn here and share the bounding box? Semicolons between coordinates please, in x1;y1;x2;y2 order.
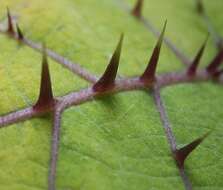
196;0;204;14
34;44;54;110
7;7;15;35
16;23;24;40
131;0;144;18
206;48;223;74
140;21;166;83
217;39;223;50
93;34;124;92
174;132;210;168
187;35;208;76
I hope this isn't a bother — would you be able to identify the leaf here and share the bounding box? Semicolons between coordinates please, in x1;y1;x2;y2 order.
59;92;182;190
0;0;223;190
162;83;223;188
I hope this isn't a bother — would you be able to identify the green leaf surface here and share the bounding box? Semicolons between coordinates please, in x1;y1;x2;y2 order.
161;83;223;190
0;0;223;190
58;92;183;190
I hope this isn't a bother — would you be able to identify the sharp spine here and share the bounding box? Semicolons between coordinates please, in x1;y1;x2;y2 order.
174;132;210;168
140;21;166;83
7;7;15;35
206;49;223;74
93;34;124;92
16;23;24;40
34;44;54;110
131;0;144;18
187;35;208;76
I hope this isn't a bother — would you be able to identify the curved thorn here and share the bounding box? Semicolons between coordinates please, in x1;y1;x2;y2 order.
187;34;209;76
7;7;15;35
206;48;223;74
131;0;144;19
140;20;166;83
16;23;24;40
33;44;54;110
174;132;211;168
93;34;124;92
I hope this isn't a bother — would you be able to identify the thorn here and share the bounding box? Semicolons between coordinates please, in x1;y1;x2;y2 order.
140;21;166;84
212;68;223;79
217;39;223;50
174;132;210;168
7;7;15;35
33;44;54;110
93;34;124;92
131;0;144;19
206;48;223;74
16;23;24;40
187;34;208;76
196;0;204;14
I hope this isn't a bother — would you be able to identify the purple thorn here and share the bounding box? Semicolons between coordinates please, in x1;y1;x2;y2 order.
93;34;124;92
187;34;208;76
7;7;15;35
33;44;54;110
212;68;223;79
16;23;24;40
131;0;144;19
206;48;223;74
140;20;166;84
174;132;210;168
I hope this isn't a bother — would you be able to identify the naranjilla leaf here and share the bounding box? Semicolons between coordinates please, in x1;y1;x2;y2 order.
187;35;208;76
0;36;87;114
140;21;166;83
58;92;184;190
161;83;223;189
93;34;124;92
0;1;223;190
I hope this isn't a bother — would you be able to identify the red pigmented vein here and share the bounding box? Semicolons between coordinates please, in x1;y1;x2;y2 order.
0;70;221;128
23;38;98;83
48;107;62;190
152;86;192;190
0;69;220;190
1;6;223;190
117;2;222;189
152;86;177;151
0;107;44;128
0;30;98;83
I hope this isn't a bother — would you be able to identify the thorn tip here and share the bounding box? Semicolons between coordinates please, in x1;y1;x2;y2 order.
131;0;144;18
33;44;54;110
16;23;24;40
187;34;208;76
206;48;223;74
93;34;124;92
174;132;210;168
7;7;15;35
140;21;167;84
